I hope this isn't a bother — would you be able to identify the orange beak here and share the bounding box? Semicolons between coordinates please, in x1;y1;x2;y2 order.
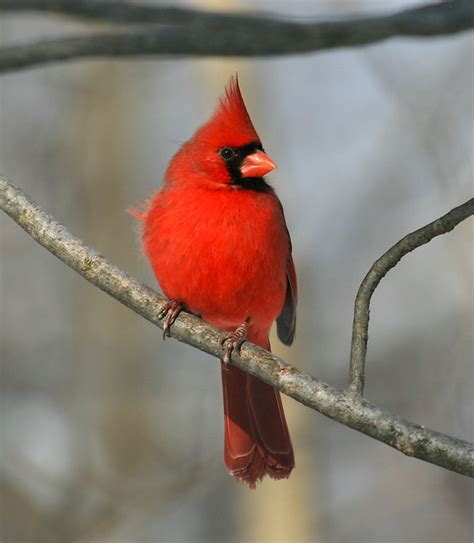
240;150;277;178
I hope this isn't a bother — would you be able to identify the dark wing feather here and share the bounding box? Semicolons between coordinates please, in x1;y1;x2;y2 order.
277;253;297;345
275;199;297;345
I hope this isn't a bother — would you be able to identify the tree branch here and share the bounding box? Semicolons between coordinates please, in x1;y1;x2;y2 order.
0;1;472;73
0;0;256;25
1;175;473;477
349;198;474;395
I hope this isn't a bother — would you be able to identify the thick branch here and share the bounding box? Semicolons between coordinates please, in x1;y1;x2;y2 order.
0;1;472;73
0;175;473;477
349;198;474;395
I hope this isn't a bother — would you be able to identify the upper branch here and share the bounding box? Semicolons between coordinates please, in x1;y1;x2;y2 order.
0;175;473;477
2;0;249;25
349;198;474;395
0;1;473;73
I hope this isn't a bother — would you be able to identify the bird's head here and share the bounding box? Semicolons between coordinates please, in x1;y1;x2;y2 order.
166;76;276;190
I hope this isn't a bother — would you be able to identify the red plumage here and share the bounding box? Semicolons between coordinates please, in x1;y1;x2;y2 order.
139;77;296;488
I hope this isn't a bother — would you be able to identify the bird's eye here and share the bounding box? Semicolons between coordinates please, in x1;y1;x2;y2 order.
220;147;235;161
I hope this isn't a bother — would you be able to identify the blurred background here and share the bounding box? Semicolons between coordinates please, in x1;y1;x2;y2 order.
1;1;472;542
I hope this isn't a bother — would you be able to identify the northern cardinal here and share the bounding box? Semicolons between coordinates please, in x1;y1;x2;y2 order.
138;77;296;488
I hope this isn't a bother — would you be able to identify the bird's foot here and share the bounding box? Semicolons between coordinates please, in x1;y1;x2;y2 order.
158;300;184;340
221;321;248;365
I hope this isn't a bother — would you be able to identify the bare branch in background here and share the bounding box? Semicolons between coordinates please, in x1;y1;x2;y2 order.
1;176;473;477
349;199;474;395
0;0;259;24
0;0;472;73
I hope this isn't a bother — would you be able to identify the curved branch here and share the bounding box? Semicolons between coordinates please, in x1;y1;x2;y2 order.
0;1;472;73
0;175;473;477
349;198;474;395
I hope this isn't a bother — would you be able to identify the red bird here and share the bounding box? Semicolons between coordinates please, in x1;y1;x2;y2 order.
139;77;296;488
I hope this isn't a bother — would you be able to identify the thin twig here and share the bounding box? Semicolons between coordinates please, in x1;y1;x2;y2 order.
349;198;474;395
0;1;472;73
1;175;473;477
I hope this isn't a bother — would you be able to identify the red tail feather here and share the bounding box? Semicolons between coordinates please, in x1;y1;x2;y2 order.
221;336;294;488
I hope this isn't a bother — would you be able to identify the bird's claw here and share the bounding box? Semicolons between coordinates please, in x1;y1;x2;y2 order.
221;322;248;365
158;300;183;340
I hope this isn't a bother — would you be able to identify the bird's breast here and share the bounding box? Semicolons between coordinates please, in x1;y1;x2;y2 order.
143;186;289;330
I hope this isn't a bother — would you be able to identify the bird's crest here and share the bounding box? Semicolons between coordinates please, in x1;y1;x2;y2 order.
195;75;261;148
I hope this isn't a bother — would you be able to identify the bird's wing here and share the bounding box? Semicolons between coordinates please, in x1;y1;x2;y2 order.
276;237;297;346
